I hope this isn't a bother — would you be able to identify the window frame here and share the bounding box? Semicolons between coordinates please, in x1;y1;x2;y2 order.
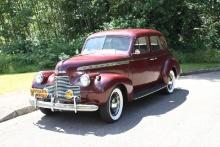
149;35;164;52
159;36;168;50
132;36;150;55
82;35;132;54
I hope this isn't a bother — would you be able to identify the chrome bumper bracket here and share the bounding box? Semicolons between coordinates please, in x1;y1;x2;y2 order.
29;96;98;112
33;94;37;109
73;96;77;113
50;96;55;112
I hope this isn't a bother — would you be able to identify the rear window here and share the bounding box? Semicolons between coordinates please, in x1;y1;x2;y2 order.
150;36;161;51
159;36;168;49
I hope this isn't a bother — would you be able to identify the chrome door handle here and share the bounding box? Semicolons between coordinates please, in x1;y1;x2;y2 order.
149;57;158;61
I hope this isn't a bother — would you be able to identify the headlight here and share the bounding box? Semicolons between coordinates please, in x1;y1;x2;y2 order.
35;73;44;84
80;74;90;87
55;68;59;75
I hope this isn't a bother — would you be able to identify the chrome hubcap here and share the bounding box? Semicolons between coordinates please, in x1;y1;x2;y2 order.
110;92;120;116
168;75;173;90
167;72;175;92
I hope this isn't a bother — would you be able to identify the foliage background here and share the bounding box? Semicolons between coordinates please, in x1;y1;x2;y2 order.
0;0;220;74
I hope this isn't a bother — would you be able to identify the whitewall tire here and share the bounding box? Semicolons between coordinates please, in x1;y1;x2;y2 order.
165;70;176;94
99;88;124;122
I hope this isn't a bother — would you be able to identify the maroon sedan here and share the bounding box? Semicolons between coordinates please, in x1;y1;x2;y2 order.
30;29;180;122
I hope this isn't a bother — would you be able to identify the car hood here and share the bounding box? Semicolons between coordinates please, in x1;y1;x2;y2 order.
56;53;129;72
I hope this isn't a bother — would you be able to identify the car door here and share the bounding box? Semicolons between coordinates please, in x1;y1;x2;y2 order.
130;36;157;91
149;35;169;81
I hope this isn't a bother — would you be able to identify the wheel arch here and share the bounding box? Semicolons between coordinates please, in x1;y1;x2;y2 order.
98;73;133;103
116;83;129;104
161;58;180;84
172;66;177;78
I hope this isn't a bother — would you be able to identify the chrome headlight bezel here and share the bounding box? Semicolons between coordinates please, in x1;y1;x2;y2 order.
80;74;90;87
35;72;44;84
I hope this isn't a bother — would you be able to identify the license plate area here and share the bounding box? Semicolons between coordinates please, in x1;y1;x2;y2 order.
31;88;48;99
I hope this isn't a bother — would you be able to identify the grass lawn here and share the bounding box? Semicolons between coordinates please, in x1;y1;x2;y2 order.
0;63;220;95
181;63;220;73
0;72;36;95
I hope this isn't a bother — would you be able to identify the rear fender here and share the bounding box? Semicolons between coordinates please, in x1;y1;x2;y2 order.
161;58;180;84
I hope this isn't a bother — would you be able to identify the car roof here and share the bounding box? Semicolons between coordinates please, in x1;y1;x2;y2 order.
88;29;162;38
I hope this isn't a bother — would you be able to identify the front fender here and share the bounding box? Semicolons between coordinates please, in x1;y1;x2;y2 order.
161;58;180;84
100;73;132;91
32;70;54;88
81;73;133;104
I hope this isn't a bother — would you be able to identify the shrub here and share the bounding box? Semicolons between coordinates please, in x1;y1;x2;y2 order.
0;36;85;74
1;40;33;54
30;37;84;69
172;49;220;63
0;53;40;74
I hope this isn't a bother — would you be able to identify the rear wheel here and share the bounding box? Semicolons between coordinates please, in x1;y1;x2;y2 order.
99;88;124;123
39;108;54;115
164;70;176;94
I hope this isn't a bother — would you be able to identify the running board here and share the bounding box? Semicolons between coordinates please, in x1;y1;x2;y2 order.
133;84;166;100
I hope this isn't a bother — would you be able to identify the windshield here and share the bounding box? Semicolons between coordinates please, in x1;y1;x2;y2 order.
81;36;131;54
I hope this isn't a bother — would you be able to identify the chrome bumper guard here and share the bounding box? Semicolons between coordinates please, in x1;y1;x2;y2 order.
29;96;98;113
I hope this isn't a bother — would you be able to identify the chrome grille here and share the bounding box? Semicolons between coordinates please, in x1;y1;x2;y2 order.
45;76;80;102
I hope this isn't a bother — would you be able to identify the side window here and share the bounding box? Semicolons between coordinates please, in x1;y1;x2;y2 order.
159;36;168;49
150;36;162;51
134;37;149;54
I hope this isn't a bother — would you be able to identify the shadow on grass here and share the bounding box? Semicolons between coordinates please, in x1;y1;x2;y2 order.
34;88;188;136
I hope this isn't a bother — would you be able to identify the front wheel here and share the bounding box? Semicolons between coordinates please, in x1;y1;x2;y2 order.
164;70;176;94
99;88;124;123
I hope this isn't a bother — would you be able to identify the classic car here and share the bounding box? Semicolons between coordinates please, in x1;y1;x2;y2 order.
29;29;180;122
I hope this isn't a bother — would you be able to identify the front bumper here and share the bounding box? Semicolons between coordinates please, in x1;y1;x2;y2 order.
29;96;99;113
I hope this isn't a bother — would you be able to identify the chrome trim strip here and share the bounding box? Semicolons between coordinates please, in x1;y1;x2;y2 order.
134;86;167;100
58;70;66;74
29;97;99;112
130;57;149;62
77;60;129;71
